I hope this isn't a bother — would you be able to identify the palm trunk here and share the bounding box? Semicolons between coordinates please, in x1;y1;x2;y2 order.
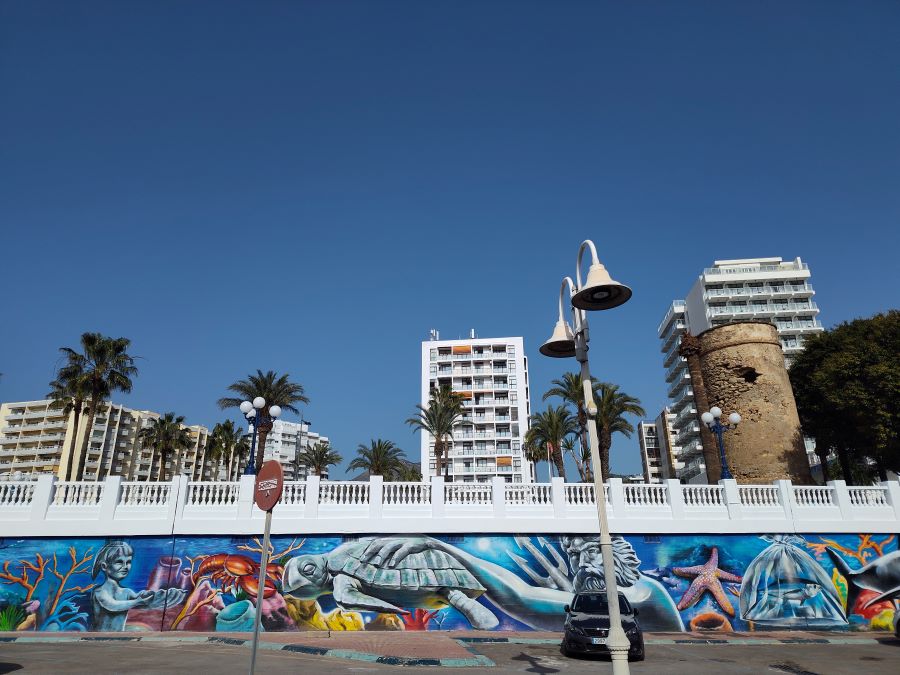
61;401;83;482
599;426;612;482
837;446;853;484
552;440;567;481
227;446;235;481
255;421;273;474
196;446;206;481
157;450;167;481
147;448;156;483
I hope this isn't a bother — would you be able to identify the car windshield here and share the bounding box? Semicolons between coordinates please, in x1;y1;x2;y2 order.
571;594;631;614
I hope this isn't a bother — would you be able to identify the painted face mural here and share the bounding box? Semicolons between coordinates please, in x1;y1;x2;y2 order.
0;533;895;633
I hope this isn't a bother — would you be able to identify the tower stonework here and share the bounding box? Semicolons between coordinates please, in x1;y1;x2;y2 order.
696;322;812;484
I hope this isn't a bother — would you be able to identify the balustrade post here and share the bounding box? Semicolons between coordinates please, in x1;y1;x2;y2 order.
238;474;255;520
883;480;900;520
369;475;384;520
29;475;55;522
719;479;742;520
304;475;321;519
665;479;685;520
775;479;797;531
828;480;853;519
550;477;566;518
431;476;445;518
99;475;123;524
607;477;625;515
170;475;189;526
492;476;506;520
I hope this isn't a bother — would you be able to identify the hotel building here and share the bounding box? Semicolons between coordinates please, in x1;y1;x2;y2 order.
254;419;330;480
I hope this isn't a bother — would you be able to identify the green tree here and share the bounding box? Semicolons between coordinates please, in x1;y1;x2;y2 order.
298;441;343;477
543;372;597;481
47;354;90;482
526;405;578;481
406;385;464;480
593;382;645;481
348;439;407;478
218;370;309;474
392;462;423;482
201;423;231;480
524;440;549;482
138;413;194;481
789;310;900;482
60;333;138;481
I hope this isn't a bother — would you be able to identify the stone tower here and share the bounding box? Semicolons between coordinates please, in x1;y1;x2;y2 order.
696;322;812;484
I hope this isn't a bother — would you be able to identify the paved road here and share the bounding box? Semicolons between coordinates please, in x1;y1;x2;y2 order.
1;638;899;674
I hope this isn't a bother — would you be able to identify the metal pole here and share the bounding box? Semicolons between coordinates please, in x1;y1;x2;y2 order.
714;422;732;480
245;420;258;476
574;311;631;675
248;508;272;675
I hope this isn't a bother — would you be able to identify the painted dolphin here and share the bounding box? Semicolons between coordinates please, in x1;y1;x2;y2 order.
825;548;900;611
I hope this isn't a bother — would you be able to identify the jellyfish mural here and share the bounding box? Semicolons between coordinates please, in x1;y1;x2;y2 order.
740;535;846;627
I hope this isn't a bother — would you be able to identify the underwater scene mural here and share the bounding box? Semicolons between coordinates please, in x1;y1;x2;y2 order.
0;533;896;633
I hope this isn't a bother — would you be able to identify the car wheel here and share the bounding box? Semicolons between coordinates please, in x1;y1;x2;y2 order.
560;643;571;658
629;643;645;662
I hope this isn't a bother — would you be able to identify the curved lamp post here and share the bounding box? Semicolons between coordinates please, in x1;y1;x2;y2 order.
539;239;632;675
700;407;740;481
239;397;282;475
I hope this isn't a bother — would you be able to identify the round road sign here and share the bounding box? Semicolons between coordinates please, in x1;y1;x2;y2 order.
254;460;284;512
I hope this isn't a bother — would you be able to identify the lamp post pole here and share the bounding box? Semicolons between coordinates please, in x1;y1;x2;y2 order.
539;240;633;675
701;407;740;481
240;397;282;476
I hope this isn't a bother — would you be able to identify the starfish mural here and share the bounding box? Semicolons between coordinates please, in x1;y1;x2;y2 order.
672;547;742;616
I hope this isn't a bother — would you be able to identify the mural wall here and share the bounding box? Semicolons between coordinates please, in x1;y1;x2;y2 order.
0;533;896;633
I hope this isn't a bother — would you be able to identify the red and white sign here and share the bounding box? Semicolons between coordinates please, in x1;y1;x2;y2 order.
254;460;284;512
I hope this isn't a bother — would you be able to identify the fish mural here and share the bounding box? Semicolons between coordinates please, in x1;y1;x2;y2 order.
0;533;895;633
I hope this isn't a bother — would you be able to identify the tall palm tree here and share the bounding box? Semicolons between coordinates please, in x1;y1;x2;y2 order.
199;426;225;480
206;420;248;480
348;439;406;478
561;435;591;482
138;413;194;481
594;382;645;481
46;355;89;482
297;441;343;477
392;462;423;482
60;333;138;481
218;370;309;474
526;405;578;481
543;372;596;479
406;385;464;480
524;441;549;482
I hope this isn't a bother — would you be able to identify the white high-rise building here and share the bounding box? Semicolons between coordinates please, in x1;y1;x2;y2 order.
256;419;329;480
659;257;824;483
637;418;675;484
420;333;532;483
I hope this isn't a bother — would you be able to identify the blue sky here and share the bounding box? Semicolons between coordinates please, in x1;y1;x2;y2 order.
1;1;898;478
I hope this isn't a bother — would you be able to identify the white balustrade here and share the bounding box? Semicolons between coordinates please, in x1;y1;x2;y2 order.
187;481;239;506
445;483;492;505
0;481;35;507
282;481;307;506
847;486;889;508
683;485;725;508
383;482;431;505
120;482;171;507
505;483;551;506
52;481;103;506
319;481;369;505
739;485;780;508
565;483;596;506
623;484;668;507
793;485;835;507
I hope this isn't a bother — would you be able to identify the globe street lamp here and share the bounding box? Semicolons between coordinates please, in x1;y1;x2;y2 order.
700;407;741;481
239;397;282;475
539;239;632;675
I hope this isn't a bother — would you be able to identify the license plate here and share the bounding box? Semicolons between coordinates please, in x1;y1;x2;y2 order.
590;637;607;645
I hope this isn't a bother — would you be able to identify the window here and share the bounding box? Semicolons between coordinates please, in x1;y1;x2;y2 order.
430;349;437;361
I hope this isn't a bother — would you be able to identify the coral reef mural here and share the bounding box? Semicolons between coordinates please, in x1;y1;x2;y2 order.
0;533;895;633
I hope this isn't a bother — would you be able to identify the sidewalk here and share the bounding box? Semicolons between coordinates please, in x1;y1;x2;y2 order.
0;630;892;668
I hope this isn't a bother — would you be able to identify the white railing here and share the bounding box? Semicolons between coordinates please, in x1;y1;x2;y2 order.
0;480;35;507
3;475;898;536
683;485;725;508
52;481;103;506
120;481;171;507
383;481;431;505
186;481;239;506
319;480;369;505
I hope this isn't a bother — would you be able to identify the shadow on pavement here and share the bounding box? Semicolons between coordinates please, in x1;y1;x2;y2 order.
0;663;23;674
511;651;561;673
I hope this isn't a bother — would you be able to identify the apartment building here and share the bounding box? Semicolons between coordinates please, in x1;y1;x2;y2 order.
637;420;674;484
254;419;329;480
420;332;533;483
0;399;213;481
658;257;824;483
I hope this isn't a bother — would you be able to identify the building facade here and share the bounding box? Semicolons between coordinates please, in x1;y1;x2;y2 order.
658;257;824;483
0;399;213;481
254;419;329;480
420;334;533;483
637;419;674;484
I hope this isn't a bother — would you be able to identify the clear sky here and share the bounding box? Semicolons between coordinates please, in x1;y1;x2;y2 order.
1;1;898;478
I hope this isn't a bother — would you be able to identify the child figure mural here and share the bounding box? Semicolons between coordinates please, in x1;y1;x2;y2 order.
91;541;187;631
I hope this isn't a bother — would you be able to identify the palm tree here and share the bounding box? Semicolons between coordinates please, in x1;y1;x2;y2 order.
524;441;549;482
406;385;464;480
206;420;248;480
348;439;407;478
297;441;343;478
543;372;599;482
594;382;645;480
46;355;89;482
229;434;251;479
218;370;309;473
526;405;578;481
392;462;423;482
60;333;138;481
200;425;227;480
138;413;194;481
561;435;592;482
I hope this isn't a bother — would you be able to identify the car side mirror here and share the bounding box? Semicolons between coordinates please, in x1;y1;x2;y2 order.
564;605;570;613
633;608;639;616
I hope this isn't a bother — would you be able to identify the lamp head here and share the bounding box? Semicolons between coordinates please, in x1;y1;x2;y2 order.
710;406;722;419
247;409;256;419
539;320;576;358
239;400;253;414
270;405;282;419
571;263;632;311
728;412;741;425
253;396;266;409
700;411;714;425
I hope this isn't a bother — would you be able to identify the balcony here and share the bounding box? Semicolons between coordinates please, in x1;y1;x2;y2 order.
667;372;691;398
665;358;687;383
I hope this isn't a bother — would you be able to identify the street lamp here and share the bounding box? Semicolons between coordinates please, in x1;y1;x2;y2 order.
539;239;632;675
239;397;282;475
700;407;741;481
